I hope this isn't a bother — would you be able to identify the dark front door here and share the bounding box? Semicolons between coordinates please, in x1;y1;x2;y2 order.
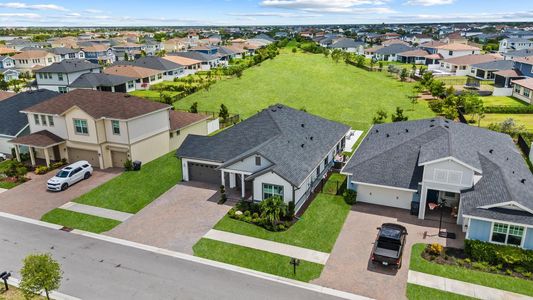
52;145;61;161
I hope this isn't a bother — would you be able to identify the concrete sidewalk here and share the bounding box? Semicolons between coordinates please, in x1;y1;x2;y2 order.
59;202;133;222
408;270;532;300
204;229;330;264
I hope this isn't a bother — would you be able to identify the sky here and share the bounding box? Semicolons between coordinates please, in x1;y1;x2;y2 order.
0;0;532;27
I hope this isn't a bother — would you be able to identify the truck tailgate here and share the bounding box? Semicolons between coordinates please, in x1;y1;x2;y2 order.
374;247;399;259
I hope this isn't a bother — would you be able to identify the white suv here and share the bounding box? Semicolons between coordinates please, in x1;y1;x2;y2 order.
0;153;7;161
47;161;93;191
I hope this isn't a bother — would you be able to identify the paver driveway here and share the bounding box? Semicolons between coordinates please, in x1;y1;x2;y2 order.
313;203;465;300
106;182;234;254
0;169;121;219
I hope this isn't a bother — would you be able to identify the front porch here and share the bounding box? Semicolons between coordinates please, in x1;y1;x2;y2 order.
9;130;66;168
220;169;252;200
418;187;462;227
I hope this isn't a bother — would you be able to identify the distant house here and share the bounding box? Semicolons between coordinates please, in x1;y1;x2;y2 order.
396;49;430;64
104;64;163;90
177;104;350;212
81;44;116;64
468;60;515;80
514;57;533;78
499;38;533;53
434;43;481;59
0;90;59;155
503;49;533;61
12;50;58;73
49;47;85;60
0;56;18;81
342;118;533;250
114;56;185;80
34;59;102;93
492;70;525;96
438;54;501;76
511;78;533;104
69;73;136;93
163;55;202;76
169;52;220;70
0;56;15;69
328;39;365;54
411;34;433;45
374;44;414;61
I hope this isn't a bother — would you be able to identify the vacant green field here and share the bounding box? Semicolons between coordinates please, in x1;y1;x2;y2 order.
175;51;434;131
469;114;533;131
193;238;323;282
482;96;527;107
214;193;350;252
42;209;120;233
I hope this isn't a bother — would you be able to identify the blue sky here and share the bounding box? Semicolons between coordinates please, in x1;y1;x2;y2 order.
0;0;532;26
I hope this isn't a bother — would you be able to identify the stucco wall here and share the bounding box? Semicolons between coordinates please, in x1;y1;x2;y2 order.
28;113;68;139
225;154;273;174
253;171;293;204
169;120;208;151
65;109;98;144
129;130;169;165
128;109;170;143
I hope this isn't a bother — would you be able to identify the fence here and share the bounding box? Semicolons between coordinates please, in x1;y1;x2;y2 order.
174;108;241;128
517;134;531;157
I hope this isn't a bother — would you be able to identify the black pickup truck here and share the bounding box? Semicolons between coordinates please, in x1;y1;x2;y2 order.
371;223;408;269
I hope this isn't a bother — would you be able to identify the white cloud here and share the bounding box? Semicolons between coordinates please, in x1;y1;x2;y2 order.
0;2;67;11
228;11;322;18
390;10;533;22
84;9;103;13
260;0;394;13
0;12;40;18
404;0;454;6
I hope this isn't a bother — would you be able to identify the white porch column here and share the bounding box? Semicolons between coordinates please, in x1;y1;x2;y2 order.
29;146;36;167
43;147;51;167
418;186;427;220
241;174;245;198
14;145;21;162
229;173;236;188
221;170;225;186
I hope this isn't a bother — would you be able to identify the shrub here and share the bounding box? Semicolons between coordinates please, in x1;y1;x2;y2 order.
34;165;49;175
465;239;533;271
228;208;236;218
427;243;443;256
287;201;295;219
277;224;286;231
259;196;287;228
243;216;252;223
484;105;533;114
343;189;357;205
428;99;444;113
124;159;133;171
244;210;251;217
252;212;259;219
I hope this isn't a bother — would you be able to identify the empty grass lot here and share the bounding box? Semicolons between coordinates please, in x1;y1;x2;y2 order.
41;209;120;233
468;113;533;132
410;244;533;297
174;51;434;131
406;284;475;300
481;96;527;107
214;193;351;253
193;238;324;282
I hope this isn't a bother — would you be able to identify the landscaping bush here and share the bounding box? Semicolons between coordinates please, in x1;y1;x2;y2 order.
124;159;133;171
427;243;443;256
34;165;48;175
464;240;533;271
484;105;533;114
343;189;357;205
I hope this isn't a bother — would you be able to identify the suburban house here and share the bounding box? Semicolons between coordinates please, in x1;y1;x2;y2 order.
511;78;533;104
438;54;502;76
0;90;59;155
492;70;525;96
342;118;533;250
34;59;102;93
503;49;533;61
10;90;210;169
49;47;85;61
514;57;533;78
498;38;533;53
374;44;414;61
12;50;58;73
434;43;481;60
177;104;350;212
81;45;116;64
162;55;202;75
396;49;430;64
169;52;220;70
104;65;163;90
114;56;185;80
328;39;365;54
0;56;15;69
468;60;515;80
0;56;19;81
69;73;136;93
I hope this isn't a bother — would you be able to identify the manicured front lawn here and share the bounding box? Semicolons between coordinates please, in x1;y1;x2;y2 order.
406;284;475;300
175;51;434;131
74;152;182;213
322;173;346;195
193;238;323;282
410;244;533;297
41;208;120;233
0;181;18;189
469;113;533;132
214;193;351;253
481;96;527;107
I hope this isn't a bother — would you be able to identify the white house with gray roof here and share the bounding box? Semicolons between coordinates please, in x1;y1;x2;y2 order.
342;118;533;249
177;104;350;212
34;59;102;93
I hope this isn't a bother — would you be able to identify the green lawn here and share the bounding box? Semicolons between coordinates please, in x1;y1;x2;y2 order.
410;244;533;297
214;193;350;253
322;173;346;195
0;181;18;189
406;284;475;300
74;152;182;213
469;114;533;132
41;209;120;233
175;51;434;131
481;96;527;107
129;89;181;99
193;238;323;282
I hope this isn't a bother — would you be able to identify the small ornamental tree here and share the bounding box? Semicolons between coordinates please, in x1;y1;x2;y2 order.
19;253;62;300
391;107;408;122
372;109;388;124
259;196;287;228
219;104;229;123
189;101;198;113
399;68;408;81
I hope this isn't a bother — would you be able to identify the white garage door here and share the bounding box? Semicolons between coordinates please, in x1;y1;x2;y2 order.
68;148;99;168
356;185;414;210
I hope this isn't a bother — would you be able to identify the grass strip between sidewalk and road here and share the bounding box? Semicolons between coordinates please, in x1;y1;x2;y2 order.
406;283;476;300
193;238;323;282
41;208;121;234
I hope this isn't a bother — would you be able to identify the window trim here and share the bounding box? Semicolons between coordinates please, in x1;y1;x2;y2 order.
73;119;89;135
47;115;54;127
490;222;525;247
34;114;40;125
111;120;120;135
262;183;284;200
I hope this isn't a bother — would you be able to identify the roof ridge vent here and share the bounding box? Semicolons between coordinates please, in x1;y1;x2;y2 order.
489;149;493;154
521;179;526;184
405;129;409;133
301;143;305;148
301;123;305;128
386;133;390;138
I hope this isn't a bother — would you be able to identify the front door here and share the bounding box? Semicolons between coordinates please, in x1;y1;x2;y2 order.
52;145;61;161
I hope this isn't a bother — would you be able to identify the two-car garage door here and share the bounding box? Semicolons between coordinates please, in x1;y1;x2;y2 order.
356;184;414;210
188;162;220;184
68;148;99;168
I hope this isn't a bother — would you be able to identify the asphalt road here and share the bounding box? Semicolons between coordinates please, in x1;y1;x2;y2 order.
0;217;351;300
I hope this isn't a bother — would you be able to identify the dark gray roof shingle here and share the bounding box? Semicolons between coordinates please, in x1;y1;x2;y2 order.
114;56;183;70
35;59;100;73
69;73;135;88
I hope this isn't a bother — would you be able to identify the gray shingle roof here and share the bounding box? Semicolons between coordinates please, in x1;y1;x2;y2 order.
170;51;217;62
69;73;135;88
0;90;59;137
49;47;79;55
177;104;350;187
504;49;533;58
375;44;414;55
329;39;365;49
35;59;100;73
114;56;183;70
471;59;515;71
343;118;533;223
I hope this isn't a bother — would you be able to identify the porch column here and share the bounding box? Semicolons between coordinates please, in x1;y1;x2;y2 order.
14;145;21;162
241;173;245;198
220;170;225;186
43;147;51;167
29;146;36;167
229;173;236;188
418;186;427;220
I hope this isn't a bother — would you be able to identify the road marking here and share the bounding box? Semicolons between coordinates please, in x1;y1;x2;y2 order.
7;277;81;300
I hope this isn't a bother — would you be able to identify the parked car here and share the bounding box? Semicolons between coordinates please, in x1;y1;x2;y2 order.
47;161;93;191
0;153;6;161
371;223;408;269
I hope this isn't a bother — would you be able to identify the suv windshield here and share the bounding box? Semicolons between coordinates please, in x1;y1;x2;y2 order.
56;170;70;178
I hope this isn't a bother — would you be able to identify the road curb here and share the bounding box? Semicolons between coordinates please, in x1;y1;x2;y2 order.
7;277;81;300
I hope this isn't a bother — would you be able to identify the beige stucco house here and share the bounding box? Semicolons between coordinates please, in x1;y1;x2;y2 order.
10;90;209;169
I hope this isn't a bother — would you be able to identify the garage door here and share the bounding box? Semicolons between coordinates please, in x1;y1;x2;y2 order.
356;185;413;210
188;162;220;184
111;150;128;168
68;148;99;168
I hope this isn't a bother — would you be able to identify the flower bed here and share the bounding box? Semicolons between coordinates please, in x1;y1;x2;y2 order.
227;197;295;232
422;242;533;281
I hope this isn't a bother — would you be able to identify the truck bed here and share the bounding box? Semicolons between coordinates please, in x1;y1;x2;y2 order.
374;247;399;259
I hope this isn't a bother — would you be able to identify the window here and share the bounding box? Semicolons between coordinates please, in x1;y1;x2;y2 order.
74;119;89;135
524;88;531;98
263;184;283;200
127;81;134;89
58;73;63;81
491;223;524;246
34;114;40;125
316;166;320;176
255;156;261;166
111;120;120;135
515;85;521;93
58;87;67;94
150;75;156;81
448;50;453;56
157;73;162;80
41;115;47;126
48;116;54;126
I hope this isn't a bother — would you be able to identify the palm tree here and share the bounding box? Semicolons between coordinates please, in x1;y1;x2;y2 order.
260;196;287;228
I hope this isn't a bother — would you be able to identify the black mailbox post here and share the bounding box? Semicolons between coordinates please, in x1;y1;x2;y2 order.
0;271;10;291
290;258;300;275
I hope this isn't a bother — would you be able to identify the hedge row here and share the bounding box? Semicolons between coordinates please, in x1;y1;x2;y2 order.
484;105;533;114
464;239;533;270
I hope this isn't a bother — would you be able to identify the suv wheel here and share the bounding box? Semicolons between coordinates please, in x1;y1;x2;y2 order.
61;183;68;191
84;172;91;180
